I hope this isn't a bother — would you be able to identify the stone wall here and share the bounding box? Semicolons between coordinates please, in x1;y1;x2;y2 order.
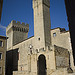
0;36;7;75
51;28;70;50
51;28;75;70
54;45;69;68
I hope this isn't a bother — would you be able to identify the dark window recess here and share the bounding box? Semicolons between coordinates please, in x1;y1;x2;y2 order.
0;41;3;47
53;33;56;37
0;67;2;74
18;52;19;60
0;53;2;59
38;38;40;41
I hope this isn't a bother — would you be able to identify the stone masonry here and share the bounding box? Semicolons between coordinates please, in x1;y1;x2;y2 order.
6;20;29;50
6;0;75;75
0;36;7;75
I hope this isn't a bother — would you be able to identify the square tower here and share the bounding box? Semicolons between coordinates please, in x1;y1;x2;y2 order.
6;20;29;50
33;0;51;50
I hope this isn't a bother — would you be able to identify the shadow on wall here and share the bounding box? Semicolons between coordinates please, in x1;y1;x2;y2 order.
6;48;19;75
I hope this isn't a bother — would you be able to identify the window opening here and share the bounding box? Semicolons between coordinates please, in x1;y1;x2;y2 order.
0;67;2;74
0;41;3;47
0;53;2;59
53;33;56;37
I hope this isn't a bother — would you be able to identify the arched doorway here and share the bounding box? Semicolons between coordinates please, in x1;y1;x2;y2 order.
37;54;46;75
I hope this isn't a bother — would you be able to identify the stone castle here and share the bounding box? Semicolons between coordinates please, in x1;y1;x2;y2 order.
5;0;75;75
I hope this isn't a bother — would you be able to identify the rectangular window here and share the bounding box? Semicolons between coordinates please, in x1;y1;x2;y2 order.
0;67;2;74
0;53;2;59
53;33;56;37
0;41;3;47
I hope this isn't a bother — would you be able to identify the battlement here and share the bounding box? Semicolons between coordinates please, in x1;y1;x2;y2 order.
6;20;29;34
6;20;29;48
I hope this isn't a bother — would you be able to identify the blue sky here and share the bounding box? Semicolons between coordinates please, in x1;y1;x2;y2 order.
0;0;69;37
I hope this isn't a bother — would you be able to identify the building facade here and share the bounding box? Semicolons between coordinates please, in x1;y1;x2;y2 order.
51;27;74;70
6;0;75;75
51;28;70;50
0;36;7;75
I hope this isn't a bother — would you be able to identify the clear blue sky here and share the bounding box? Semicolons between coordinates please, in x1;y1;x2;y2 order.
0;0;69;37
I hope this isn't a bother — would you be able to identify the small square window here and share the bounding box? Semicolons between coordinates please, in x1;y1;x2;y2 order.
38;38;40;41
53;33;56;37
0;41;3;47
0;53;2;59
0;67;2;74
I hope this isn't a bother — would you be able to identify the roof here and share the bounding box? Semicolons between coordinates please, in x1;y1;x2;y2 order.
51;27;61;30
51;27;69;33
0;35;8;39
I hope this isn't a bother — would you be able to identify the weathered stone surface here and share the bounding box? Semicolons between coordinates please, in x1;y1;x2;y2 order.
0;36;7;75
6;0;75;75
51;28;75;70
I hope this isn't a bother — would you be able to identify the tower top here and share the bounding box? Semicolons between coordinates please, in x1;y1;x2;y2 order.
33;0;50;9
6;20;29;34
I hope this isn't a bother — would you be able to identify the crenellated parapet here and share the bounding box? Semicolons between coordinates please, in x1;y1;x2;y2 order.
6;20;29;48
6;20;29;34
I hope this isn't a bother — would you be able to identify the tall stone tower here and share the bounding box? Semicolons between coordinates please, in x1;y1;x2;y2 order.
6;20;29;50
33;0;51;50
